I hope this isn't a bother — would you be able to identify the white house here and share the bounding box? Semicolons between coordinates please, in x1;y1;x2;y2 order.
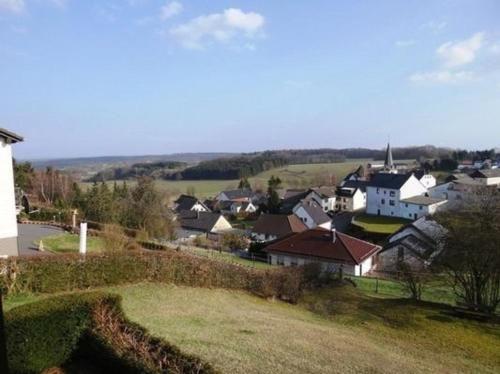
293;200;332;230
470;169;500;186
307;186;336;212
378;217;446;272
335;180;367;212
215;188;254;203
230;201;257;214
177;211;233;238
0;128;23;257
366;173;444;219
264;228;381;276
174;194;210;213
414;170;437;189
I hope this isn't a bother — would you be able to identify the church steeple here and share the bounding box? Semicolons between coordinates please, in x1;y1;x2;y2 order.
384;142;395;171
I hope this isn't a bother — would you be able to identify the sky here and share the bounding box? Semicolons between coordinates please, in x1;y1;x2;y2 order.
1;0;499;159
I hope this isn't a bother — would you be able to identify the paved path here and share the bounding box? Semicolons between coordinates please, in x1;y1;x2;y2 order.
17;224;63;256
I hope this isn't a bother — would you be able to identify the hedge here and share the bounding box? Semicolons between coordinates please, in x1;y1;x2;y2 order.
5;292;215;374
0;250;304;302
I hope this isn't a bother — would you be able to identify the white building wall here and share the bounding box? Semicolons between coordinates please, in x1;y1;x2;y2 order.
352;190;367;211
212;216;233;232
419;175;436;189
0;139;18;240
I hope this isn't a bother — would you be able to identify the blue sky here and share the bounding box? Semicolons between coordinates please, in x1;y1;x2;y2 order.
1;0;499;159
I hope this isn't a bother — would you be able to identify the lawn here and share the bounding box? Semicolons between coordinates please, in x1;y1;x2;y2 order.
4;283;499;373
352;214;410;234
35;233;105;253
181;246;272;270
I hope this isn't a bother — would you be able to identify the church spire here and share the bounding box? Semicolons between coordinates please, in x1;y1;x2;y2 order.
384;142;394;170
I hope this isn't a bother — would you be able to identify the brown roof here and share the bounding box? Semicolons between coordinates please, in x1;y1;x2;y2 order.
264;228;380;265
252;214;307;238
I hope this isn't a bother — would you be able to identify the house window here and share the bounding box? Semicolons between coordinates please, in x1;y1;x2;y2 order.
277;255;284;265
390;191;395;197
377;188;380;194
290;258;298;267
409;213;412;218
389;200;395;206
381;199;385;204
419;205;423;210
405;203;408;208
384;190;387;195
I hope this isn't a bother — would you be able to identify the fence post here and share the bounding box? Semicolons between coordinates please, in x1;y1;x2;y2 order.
375;278;379;294
0;289;9;374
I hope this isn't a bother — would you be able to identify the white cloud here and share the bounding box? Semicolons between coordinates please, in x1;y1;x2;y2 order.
395;40;416;48
0;0;25;13
160;1;182;20
169;8;265;50
409;70;475;84
437;32;484;68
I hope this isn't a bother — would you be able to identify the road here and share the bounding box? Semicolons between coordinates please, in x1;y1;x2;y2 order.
17;224;63;256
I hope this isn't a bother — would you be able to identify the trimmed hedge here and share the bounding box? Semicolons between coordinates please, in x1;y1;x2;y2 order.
5;292;215;374
0;250;304;302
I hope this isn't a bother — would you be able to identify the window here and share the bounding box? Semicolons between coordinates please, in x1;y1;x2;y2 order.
384;190;387;194
405;203;408;208
377;188;380;194
277;255;284;265
290;258;298;267
381;199;385;204
390;191;395;197
389;200;395;206
419;205;423;210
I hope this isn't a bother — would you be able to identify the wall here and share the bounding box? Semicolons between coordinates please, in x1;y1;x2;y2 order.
0;139;18;256
268;253;359;275
212;216;233;232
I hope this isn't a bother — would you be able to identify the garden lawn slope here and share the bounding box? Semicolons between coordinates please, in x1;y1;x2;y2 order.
109;283;500;374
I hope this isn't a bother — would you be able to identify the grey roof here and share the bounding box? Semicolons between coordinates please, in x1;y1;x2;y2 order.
220;188;253;200
341;180;368;192
309;186;336;198
368;172;413;190
472;169;500;178
295;200;331;225
174;195;209;213
179;211;227;232
401;196;446;206
0;128;23;144
384;142;394;169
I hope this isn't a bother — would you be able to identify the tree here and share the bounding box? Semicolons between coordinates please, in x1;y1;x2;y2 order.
238;177;251;189
267;176;282;214
13;160;34;190
434;188;500;313
397;263;429;301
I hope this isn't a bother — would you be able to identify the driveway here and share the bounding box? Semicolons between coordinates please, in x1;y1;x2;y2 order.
17;224;64;256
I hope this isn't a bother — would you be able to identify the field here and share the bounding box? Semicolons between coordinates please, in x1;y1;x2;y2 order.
80;160;373;199
36;233;104;253
352;214;411;234
5;282;499;373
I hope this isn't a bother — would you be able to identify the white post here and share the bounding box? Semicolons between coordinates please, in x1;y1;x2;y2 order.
79;222;87;255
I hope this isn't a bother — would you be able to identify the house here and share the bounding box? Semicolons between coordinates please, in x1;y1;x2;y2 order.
293;200;332;229
230;201;257;215
343;165;366;182
366;172;445;219
307;186;337;212
251;214;307;242
429;178;488;206
378;217;446;272
335;180;367;212
279;189;310;214
215;188;254;203
264;228;381;276
0;128;23;257
470;169;500;186
174;194;210;213
413;170;437;189
178;211;232;238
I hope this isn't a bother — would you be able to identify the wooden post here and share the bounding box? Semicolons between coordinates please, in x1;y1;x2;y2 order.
0;289;9;374
375;278;379;294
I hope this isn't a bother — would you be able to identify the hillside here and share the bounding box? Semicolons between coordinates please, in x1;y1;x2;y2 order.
110;283;500;374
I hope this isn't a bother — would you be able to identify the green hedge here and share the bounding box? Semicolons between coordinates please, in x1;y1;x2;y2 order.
0;250;304;302
5;292;215;374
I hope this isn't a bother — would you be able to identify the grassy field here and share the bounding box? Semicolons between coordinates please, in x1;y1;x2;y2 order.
352;214;410;234
35;233;105;253
181;246;272;269
5;283;499;373
80;160;373;199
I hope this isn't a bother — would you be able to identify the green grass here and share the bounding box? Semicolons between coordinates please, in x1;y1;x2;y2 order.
80;160;376;199
352;214;411;234
35;233;105;254
5;283;499;373
182;247;272;270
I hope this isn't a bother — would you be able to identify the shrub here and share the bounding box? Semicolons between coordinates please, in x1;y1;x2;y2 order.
5;292;215;374
101;224;128;252
0;251;304;302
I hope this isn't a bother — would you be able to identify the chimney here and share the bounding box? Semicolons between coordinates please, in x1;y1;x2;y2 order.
331;226;336;243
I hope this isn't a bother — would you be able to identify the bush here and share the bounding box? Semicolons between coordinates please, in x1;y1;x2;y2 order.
28;208;72;224
5;292;215;374
0;251;305;303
